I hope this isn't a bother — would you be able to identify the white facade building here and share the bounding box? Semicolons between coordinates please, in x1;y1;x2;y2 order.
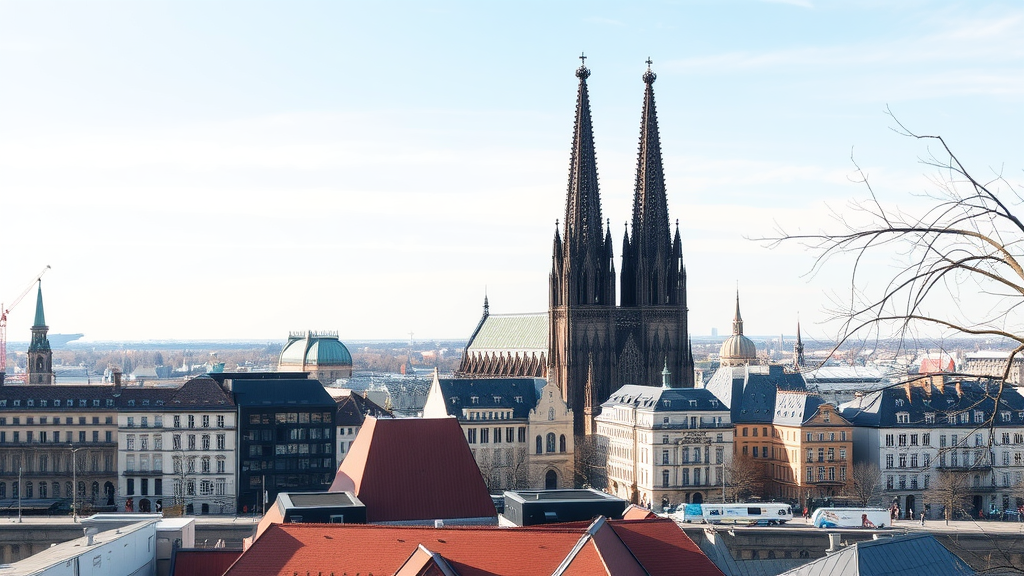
595;383;733;510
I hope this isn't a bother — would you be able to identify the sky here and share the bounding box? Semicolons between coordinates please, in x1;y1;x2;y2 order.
0;0;1021;343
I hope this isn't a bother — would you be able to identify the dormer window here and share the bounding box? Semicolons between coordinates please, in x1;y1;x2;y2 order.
54;400;60;407
663;400;671;408
26;400;33;407
823;411;831;422
471;396;479;405
896;412;910;424
710;400;718;407
974;411;984;424
93;400;100;407
925;413;935;424
493;396;501;403
12;400;19;407
689;400;697;407
515;396;523;403
40;400;47;407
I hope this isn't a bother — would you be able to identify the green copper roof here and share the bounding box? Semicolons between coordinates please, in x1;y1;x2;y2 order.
466;313;548;352
33;282;46;327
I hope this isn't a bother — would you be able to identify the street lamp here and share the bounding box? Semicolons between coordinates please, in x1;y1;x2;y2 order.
68;444;82;522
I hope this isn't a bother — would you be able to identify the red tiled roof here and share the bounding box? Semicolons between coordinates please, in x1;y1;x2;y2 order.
622;504;658;520
920;357;955;374
610;518;725;576
227;517;722;576
171;549;242;576
225;523;596;576
329;416;495;522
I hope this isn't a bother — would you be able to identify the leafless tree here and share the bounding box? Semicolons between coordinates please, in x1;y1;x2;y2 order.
762;116;1024;385
574;435;606;489
849;462;884;507
925;470;972;525
724;453;766;502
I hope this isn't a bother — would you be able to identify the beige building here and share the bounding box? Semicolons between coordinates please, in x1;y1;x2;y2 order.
423;373;574;491
596;380;733;509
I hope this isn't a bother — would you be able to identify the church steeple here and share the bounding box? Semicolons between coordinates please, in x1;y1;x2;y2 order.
27;281;54;385
552;54;613;307
621;59;681;307
794;316;805;369
732;290;745;336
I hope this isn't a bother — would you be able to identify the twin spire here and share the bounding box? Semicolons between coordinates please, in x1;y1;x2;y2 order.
552;56;685;309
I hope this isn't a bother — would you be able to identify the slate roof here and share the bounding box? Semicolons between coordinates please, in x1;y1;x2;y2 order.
465;313;548;353
839;378;1024;428
432;378;543;419
703;364;806;423
602;385;727;412
0;385;116;411
335;392;393;426
227;517;722;576
329;416;496;523
773;391;825;426
116;376;234;411
779;533;975;576
230;378;335;408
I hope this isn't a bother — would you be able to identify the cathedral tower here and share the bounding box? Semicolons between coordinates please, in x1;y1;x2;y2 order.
27;281;54;385
550;58;694;435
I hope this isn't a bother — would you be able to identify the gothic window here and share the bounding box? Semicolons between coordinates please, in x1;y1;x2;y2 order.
559;435;566;453
536;436;542;455
546;433;556;453
548;408;555;421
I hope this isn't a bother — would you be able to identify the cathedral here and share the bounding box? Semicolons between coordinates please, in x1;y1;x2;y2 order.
459;58;694;435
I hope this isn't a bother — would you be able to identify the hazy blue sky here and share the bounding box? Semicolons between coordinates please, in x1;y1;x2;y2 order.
0;0;1020;343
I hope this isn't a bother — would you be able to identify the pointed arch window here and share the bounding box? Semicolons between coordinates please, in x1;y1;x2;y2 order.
536;435;543;455
559;435;567;453
546;433;556;453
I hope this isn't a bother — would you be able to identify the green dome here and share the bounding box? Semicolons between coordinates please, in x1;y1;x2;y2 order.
279;331;353;368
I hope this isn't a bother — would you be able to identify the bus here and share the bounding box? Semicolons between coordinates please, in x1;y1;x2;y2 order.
810;507;889;529
680;503;793;525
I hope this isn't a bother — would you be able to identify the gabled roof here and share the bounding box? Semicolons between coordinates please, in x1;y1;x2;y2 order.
335;391;393;426
773;391;825;426
430;377;543;419
704;364;806;423
602;385;727;413
227;517;722;576
779;533;974;576
465;313;548;353
329;417;496;523
116;376;234;411
622;504;658;520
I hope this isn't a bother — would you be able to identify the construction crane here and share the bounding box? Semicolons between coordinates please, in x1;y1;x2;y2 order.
0;265;51;380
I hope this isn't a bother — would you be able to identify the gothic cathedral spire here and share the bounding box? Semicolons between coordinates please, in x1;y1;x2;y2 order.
27;281;54;385
551;54;614;308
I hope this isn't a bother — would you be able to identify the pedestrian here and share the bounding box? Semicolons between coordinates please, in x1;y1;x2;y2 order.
920;511;925;526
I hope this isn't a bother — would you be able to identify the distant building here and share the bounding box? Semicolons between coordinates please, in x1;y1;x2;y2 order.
26;281;54;385
456;302;547;379
719;292;758;368
963;351;1024;384
596;376;733;509
422;374;574;491
208;372;337;514
277;331;353;385
779;533;975;576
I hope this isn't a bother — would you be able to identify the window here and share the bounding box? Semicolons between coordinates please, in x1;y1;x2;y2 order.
559;434;566;452
127;417;135;428
806;449;813;462
827;448;835;461
546;433;556;453
127;478;135;496
172;434;181;450
896;412;909;424
662;470;670;488
923;433;931;446
126;435;136;450
662;450;669;465
154;435;162;450
806;432;812;442
807;467;813;482
898;454;907;467
174;415;181;428
140;435;148;451
885;434;894;447
188;415;195;428
535;435;542;454
974;411;984;424
898;434;907;447
518;427;526;443
202;415;210;428
886;454;894;469
480;428;489;443
468;428;477;444
925;413;935;424
202;435;210;451
216;434;225;450
141;416;148;428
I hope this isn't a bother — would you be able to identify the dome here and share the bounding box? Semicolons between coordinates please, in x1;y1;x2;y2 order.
719;291;757;366
720;334;757;365
279;331;353;369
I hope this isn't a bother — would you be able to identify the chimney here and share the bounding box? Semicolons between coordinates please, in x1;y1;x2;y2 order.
112;368;123;396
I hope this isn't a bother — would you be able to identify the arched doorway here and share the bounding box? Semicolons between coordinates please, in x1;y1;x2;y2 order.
692;492;704;504
972;495;983;518
201;503;209;515
905;495;916;519
104;482;115;506
139;499;152;513
545;470;557;490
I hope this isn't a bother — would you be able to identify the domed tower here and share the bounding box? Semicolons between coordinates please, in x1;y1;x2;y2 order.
719;291;757;367
278;331;353;385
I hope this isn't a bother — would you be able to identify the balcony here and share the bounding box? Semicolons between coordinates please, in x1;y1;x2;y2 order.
651;422;730;430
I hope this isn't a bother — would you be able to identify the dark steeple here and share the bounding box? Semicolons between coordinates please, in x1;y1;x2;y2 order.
27;280;54;385
551;55;614;307
732;290;745;336
621;59;682;307
794;317;805;369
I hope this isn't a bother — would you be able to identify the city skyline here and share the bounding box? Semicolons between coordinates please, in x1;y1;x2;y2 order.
1;1;1020;342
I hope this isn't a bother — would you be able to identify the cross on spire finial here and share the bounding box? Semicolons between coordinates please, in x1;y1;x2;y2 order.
576;52;591;80
646;57;653;68
580;52;587;65
642;58;656;84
